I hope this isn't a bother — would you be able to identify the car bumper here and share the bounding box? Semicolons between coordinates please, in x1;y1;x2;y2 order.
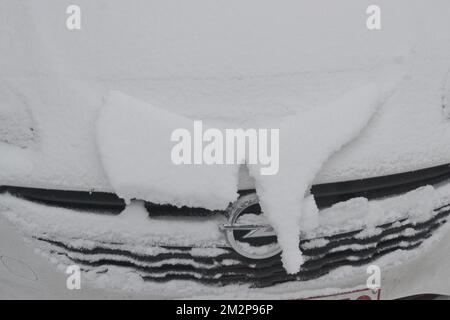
1;180;450;299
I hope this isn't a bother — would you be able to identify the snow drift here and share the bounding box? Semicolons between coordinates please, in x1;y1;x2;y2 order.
96;91;239;210
97;85;384;273
249;84;383;273
3;1;450;192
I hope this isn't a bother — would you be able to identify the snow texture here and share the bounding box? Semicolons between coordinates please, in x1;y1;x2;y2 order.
0;83;36;148
1;0;450;288
96;91;239;210
96;83;397;273
1;182;450;298
2;1;450;191
248;84;383;273
0;195;227;248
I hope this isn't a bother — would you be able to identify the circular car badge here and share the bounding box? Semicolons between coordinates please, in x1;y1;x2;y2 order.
220;193;281;260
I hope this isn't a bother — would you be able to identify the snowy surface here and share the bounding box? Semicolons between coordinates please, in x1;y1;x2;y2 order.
97;91;239;210
248;85;383;273
0;196;227;249
1;182;450;298
2;183;449;255
96;85;386;272
1;1;450;191
1;0;450;298
0;82;36;148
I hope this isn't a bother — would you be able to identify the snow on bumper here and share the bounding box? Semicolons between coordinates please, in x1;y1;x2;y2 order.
0;183;450;299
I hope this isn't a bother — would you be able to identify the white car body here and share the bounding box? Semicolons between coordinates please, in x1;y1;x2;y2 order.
1;0;450;299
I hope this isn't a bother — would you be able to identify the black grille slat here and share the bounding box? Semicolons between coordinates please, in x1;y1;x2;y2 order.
35;207;450;288
301;208;449;256
43;234;432;288
2;164;450;213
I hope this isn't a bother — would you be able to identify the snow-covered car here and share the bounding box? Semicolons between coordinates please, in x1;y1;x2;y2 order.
1;1;450;299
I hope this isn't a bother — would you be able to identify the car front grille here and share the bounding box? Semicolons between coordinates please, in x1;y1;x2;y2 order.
35;202;450;288
3;165;450;287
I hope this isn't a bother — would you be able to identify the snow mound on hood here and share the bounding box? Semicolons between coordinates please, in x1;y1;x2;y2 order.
96;91;239;210
97;84;388;273
249;84;383;274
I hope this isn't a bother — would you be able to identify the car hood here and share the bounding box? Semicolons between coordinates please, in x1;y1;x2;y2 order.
1;0;450;192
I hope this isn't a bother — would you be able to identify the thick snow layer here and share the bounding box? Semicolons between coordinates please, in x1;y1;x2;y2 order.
2;1;450;191
248;85;383;273
1;0;450;298
97;91;239;210
0;195;226;248
0;78;111;191
96;84;388;273
1;182;450;298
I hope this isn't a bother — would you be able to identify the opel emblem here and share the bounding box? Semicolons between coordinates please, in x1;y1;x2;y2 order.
220;193;282;259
